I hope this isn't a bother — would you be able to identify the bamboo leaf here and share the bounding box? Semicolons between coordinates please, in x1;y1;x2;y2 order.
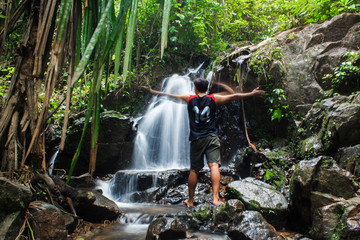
71;0;114;87
122;0;138;86
160;0;171;59
66;75;96;183
114;28;124;83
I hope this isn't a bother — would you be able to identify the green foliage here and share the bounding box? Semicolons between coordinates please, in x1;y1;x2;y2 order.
265;88;289;122
0;66;14;101
264;168;286;190
248;199;261;209
323;51;360;94
289;0;359;25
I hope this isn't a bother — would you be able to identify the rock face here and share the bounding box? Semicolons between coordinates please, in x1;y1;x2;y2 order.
227;178;289;228
28;201;76;240
227;211;282;240
215;13;360;160
75;189;121;222
311;197;360;240
298;93;360;156
0;177;32;240
55;113;135;176
250;13;360;108
335;144;360;177
290;156;359;238
145;216;187;240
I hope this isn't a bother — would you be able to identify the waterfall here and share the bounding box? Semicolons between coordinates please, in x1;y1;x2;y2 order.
131;74;194;170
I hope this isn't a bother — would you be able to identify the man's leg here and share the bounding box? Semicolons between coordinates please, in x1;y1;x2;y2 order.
186;169;199;207
208;162;222;205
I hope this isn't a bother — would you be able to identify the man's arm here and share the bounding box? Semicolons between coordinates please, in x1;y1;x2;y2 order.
213;87;265;105
212;82;235;95
139;85;190;103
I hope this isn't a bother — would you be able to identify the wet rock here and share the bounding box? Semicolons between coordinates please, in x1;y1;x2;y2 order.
0;177;33;240
55;113;135;176
227;178;289;228
298;93;360;156
145;216;187;240
192;204;214;226
310;191;343;212
335;144;360;177
290;156;359;229
227;199;245;213
212;204;235;230
311;196;360;239
314;157;358;198
109;169;188;202
227;211;282;240
75;189;121;222
28;201;76;240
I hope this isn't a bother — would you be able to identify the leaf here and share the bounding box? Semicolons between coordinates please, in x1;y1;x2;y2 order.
71;0;114;87
271;109;282;122
122;0;138;85
160;0;172;59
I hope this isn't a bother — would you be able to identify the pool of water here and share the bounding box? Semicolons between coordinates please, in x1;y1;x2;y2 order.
89;203;228;240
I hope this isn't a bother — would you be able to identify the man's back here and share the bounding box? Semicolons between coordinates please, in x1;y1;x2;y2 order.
187;94;217;141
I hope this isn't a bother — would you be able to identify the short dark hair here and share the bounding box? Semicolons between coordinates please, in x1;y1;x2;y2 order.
193;78;209;93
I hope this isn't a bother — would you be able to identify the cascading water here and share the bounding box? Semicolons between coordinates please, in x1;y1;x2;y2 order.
131;74;194;170
105;74;195;203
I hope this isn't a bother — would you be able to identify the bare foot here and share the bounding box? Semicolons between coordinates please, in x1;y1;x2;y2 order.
184;199;194;208
212;201;224;206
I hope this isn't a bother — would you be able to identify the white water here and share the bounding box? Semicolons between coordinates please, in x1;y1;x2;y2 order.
131;74;194;170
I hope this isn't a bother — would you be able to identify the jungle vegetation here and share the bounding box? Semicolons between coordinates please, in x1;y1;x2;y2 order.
0;0;358;180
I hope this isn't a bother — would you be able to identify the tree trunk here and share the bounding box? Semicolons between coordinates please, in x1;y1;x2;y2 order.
0;0;43;171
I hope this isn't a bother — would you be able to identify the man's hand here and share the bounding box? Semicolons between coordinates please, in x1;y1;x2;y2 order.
139;85;152;92
251;87;265;97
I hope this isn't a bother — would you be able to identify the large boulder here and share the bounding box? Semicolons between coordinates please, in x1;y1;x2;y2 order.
0;177;33;240
227;177;289;228
145;216;187;240
28;201;76;240
253;13;360;108
290;156;359;230
335;144;360;177
311;196;360;239
298;93;360;156
75;189;121;222
214;13;360;150
55;112;135;176
227;211;282;240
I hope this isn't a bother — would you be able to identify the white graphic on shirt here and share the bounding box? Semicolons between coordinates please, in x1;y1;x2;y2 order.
193;106;211;123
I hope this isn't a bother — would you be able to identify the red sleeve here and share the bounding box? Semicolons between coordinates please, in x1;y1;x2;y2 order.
188;95;197;102
208;94;216;104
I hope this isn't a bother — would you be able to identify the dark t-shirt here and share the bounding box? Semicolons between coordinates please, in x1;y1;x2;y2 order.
187;94;217;141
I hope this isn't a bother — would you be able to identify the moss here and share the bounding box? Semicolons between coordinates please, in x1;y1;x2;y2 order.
248;200;261;209
264;168;286;190
192;207;212;223
331;205;346;240
225;187;244;200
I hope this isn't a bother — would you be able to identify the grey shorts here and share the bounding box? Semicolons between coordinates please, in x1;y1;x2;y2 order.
190;135;221;170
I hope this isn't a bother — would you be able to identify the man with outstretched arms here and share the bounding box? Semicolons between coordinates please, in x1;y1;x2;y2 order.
141;78;264;207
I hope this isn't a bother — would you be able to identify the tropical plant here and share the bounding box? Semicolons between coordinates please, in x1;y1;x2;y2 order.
0;0;172;182
323;51;360;94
